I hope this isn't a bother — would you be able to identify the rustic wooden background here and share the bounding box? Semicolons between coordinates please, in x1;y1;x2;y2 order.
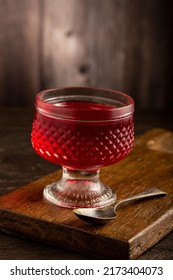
0;0;172;109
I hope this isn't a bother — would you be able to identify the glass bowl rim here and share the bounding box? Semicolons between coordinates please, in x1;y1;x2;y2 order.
35;86;134;121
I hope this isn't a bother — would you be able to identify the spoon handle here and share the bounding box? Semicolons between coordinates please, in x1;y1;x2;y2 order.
115;187;167;210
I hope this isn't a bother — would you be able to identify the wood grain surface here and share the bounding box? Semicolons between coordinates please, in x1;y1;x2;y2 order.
0;0;40;106
0;0;172;108
0;128;172;259
0;108;173;260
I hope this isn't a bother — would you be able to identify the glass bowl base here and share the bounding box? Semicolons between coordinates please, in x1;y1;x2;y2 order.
43;182;116;208
43;169;116;208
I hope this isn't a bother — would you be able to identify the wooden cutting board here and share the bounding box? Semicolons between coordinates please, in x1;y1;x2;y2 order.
0;128;173;259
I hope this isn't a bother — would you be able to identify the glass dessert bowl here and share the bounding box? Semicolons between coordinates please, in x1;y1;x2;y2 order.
31;87;134;208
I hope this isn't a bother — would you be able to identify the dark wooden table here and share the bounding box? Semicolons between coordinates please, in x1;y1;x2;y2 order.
0;107;173;260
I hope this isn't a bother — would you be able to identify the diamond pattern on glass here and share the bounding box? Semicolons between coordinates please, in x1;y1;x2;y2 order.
31;114;134;170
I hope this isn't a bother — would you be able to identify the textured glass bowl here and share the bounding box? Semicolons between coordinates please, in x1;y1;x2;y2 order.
31;87;134;208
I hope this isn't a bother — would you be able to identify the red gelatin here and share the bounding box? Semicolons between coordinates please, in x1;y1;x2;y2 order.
31;101;134;171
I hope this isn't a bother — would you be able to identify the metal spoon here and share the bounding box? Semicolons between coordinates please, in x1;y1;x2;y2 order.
73;188;167;224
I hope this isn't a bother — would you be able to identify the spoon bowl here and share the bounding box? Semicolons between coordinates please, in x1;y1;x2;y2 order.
73;188;167;224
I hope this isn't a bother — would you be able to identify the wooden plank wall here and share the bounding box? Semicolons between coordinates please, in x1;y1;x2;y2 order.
0;0;172;108
0;0;40;106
